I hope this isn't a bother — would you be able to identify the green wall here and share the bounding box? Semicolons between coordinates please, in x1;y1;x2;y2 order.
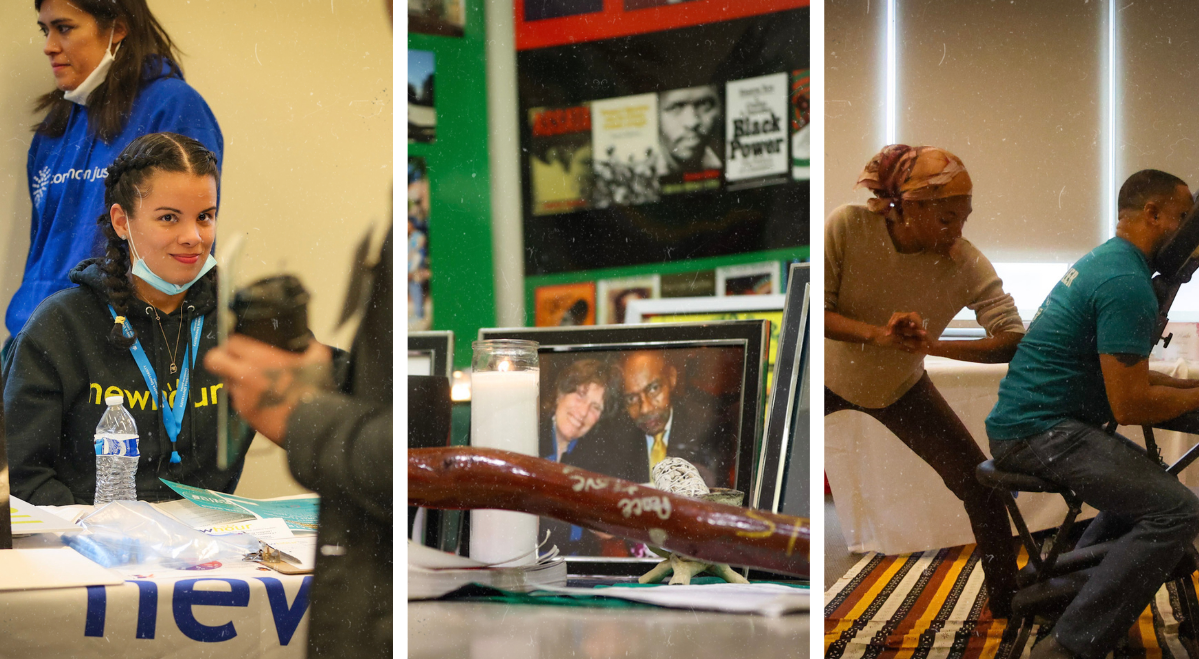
409;0;495;370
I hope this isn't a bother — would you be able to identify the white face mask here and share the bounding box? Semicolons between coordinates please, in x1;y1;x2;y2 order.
64;30;121;106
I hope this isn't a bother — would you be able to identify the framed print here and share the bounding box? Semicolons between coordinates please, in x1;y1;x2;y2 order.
534;281;597;327
715;261;781;296
408;331;455;550
408;157;433;331
408;50;436;144
623;293;785;324
752;263;811;518
596;274;661;325
477;321;770;574
409;0;466;37
408;331;454;377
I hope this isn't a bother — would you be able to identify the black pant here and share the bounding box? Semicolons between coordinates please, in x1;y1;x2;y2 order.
826;373;1018;613
992;420;1199;658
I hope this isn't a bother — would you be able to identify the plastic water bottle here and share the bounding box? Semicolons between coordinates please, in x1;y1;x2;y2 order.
94;394;139;505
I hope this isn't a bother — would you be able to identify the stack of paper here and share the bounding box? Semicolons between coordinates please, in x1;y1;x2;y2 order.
159;479;319;532
408;541;568;600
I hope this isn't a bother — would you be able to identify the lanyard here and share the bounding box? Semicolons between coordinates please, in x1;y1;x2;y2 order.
108;306;204;464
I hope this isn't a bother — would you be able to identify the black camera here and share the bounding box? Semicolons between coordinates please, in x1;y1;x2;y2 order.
230;275;312;352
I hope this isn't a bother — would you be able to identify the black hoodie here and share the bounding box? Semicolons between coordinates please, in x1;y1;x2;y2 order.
3;259;249;505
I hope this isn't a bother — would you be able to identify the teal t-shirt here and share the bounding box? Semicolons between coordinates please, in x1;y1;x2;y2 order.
986;237;1158;440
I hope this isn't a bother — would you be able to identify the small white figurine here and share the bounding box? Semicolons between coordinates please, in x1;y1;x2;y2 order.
640;457;751;586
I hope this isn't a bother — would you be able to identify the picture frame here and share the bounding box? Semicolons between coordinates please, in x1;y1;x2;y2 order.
715;261;781;296
623;293;785;324
596;274;661;325
408;331;455;551
751;263;811;518
408;330;454;377
476;321;770;575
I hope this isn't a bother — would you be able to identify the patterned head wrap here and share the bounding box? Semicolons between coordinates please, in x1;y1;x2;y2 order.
855;145;973;215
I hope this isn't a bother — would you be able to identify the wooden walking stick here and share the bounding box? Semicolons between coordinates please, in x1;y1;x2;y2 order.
409;447;810;578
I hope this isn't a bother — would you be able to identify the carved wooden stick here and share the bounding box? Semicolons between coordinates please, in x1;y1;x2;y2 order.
409;447;810;578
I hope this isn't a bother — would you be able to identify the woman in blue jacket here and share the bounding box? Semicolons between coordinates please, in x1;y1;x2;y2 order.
11;0;222;346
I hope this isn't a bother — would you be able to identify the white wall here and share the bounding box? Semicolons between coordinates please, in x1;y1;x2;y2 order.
829;1;1199;322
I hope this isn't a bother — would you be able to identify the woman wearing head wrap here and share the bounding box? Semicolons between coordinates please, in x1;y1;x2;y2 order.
825;145;1023;617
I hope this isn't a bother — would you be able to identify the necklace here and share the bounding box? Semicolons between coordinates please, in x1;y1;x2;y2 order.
153;309;183;374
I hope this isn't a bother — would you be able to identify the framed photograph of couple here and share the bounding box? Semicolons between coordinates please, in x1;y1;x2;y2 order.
478;320;770;574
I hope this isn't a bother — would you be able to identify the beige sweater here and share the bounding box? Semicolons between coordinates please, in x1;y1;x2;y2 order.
825;204;1024;408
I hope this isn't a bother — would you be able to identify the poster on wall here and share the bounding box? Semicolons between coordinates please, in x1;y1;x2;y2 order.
790;69;810;181
535;282;597;326
625;0;703;9
408;50;436;144
529;105;594;215
409;0;466;37
408;158;433;330
591;94;661;208
725;73;789;188
716;261;779;296
656;85;723;195
661;270;716;297
524;0;603;21
517;6;810;275
597;275;661;324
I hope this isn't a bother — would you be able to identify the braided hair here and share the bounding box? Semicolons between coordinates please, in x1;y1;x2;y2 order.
98;132;220;348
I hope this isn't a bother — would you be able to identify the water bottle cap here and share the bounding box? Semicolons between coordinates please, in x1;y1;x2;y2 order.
105;394;124;406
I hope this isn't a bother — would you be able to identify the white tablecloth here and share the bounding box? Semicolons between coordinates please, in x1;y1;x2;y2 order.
825;357;1199;555
1;533;310;658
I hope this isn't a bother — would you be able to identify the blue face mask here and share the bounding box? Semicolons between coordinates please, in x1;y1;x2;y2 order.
126;231;217;296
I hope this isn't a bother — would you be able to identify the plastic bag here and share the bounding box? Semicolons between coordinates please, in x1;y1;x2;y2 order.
63;501;261;569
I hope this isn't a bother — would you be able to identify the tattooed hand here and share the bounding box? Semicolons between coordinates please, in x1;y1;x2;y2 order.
203;334;333;444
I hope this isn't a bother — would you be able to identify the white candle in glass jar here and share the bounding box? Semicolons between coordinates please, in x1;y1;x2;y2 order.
469;368;540;566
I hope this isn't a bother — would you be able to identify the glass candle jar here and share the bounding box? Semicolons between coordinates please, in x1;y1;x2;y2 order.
469;339;539;566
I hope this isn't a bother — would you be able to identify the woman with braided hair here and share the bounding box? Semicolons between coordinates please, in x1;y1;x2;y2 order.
9;0;222;352
3;132;247;505
824;145;1025;617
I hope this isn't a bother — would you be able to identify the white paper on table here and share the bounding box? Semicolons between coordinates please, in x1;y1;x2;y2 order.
200;518;294;541
537;582;810;617
9;496;83;535
153;498;254;529
409;541;489;569
0;548;124;591
264;536;317;570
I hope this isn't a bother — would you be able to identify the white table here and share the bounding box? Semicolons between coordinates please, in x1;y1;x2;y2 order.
825;357;1199;555
1;530;310;657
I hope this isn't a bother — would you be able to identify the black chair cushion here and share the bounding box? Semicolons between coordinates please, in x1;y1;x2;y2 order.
977;460;1070;494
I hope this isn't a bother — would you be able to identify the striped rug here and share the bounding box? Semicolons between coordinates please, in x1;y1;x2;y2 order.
825;544;1199;659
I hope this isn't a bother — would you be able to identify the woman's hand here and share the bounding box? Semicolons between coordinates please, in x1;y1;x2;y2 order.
826;309;931;353
203;335;333;445
874;311;931;353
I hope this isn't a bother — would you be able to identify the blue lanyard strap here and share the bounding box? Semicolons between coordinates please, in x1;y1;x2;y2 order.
107;306;204;464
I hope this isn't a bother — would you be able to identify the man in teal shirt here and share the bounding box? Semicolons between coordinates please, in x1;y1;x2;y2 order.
987;170;1199;659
